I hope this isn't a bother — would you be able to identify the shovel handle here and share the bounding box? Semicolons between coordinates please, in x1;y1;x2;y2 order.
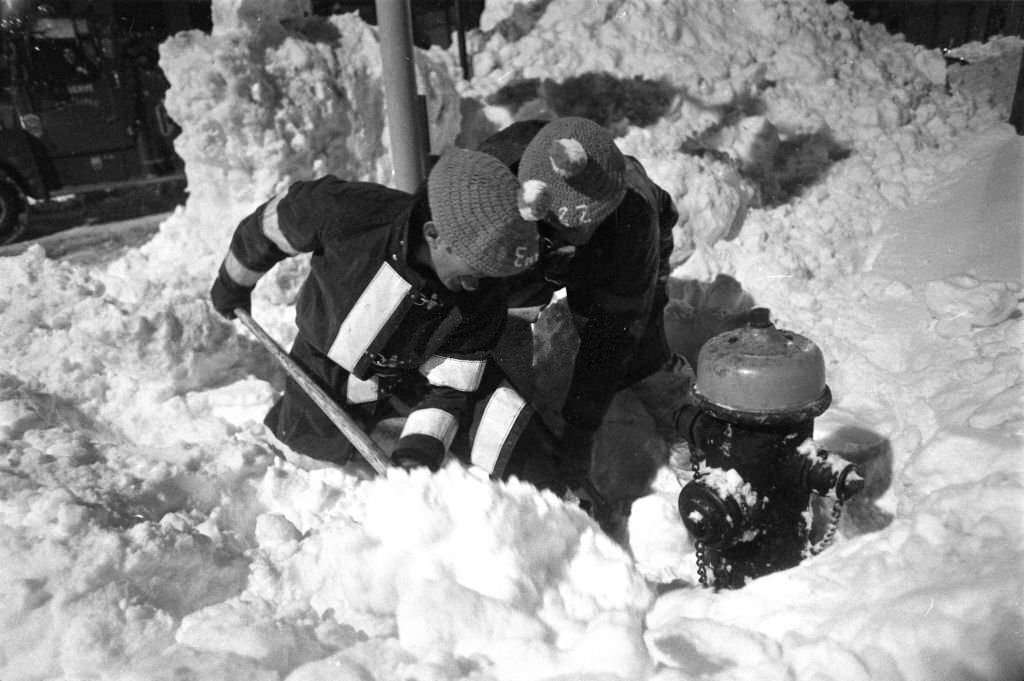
234;308;390;475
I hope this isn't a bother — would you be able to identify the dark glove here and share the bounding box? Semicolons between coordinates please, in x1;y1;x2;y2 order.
210;263;253;320
391;434;445;472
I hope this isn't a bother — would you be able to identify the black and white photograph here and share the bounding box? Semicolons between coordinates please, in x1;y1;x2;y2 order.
1;1;1021;679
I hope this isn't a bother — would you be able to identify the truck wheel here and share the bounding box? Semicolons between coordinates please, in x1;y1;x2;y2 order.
0;177;28;246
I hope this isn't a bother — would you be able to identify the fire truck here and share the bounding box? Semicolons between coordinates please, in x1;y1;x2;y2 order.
0;0;185;244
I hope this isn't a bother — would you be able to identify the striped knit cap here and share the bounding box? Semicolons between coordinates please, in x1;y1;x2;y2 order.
428;148;539;277
517;117;627;228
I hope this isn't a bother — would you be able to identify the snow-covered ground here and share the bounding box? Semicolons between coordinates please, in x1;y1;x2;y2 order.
1;1;1021;680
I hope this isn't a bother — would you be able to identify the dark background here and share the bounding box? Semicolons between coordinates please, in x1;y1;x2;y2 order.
110;1;1024;52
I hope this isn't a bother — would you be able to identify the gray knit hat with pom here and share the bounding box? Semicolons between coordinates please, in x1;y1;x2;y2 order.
516;117;627;229
427;148;539;277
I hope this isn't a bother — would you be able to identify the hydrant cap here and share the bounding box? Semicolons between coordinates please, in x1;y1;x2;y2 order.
695;320;829;417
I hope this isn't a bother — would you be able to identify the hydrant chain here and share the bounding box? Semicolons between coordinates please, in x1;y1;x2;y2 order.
807;497;845;557
691;455;712;588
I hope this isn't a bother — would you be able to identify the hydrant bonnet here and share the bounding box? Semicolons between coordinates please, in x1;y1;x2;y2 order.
694;309;830;423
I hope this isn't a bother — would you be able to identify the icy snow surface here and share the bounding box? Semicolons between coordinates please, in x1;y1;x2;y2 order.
1;1;1021;680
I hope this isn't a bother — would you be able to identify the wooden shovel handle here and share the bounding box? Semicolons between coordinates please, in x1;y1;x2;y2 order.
235;308;390;475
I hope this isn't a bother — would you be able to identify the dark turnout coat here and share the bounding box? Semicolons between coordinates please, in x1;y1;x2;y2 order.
219;176;531;472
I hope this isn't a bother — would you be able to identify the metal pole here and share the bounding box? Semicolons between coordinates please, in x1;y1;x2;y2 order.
1009;48;1024;135
375;0;427;192
454;0;472;80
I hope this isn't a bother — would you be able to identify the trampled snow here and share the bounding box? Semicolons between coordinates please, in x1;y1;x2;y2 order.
1;1;1021;680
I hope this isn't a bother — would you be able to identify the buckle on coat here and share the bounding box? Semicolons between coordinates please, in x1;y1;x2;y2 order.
411;291;442;310
369;353;409;405
370;353;403;370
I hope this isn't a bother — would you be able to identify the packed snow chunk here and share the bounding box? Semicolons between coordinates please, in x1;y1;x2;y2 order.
0;481;248;680
968;384;1023;430
280;637;434;681
644;616;786;678
395;577;550;665
177;595;331;671
185;376;278;428
923;274;1021;336
628;468;697;585
0;396;43;442
115;645;282;681
257;458;367;535
677;157;755;247
900;427;1023;501
56;599;179;681
248;463;653;672
282;656;375;681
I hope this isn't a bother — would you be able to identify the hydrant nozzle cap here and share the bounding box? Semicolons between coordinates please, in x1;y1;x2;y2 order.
678;481;746;548
837;466;865;501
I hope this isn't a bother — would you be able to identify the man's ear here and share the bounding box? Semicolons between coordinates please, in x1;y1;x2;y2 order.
423;220;441;247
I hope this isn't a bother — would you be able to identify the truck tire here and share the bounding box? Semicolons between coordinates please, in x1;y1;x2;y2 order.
0;176;27;246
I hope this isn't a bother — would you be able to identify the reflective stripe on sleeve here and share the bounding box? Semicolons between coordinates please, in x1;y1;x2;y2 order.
261;192;300;256
223;251;263;287
327;262;413;372
419;355;486;392
400;407;458;451
345;375;379;404
469;382;530;476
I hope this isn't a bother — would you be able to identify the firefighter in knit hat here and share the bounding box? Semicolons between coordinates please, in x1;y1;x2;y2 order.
477;116;682;504
210;148;539;472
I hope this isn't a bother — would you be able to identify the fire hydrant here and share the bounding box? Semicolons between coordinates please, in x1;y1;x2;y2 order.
674;308;863;589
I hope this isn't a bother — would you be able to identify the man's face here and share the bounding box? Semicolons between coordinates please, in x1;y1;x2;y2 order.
425;222;487;292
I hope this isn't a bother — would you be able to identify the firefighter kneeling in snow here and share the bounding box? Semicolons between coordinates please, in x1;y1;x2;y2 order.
477;117;682;505
210;148;545;476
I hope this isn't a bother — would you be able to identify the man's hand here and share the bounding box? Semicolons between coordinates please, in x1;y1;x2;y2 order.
391;434;444;472
210;266;253;320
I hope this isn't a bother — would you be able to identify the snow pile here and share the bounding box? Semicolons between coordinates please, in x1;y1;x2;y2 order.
176;464;653;679
0;0;1021;679
464;0;1008;293
153;3;461;283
